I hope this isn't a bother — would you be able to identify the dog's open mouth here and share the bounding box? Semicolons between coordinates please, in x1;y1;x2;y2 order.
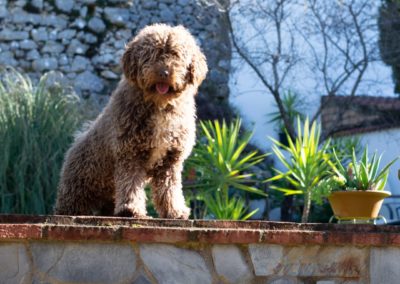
155;83;170;95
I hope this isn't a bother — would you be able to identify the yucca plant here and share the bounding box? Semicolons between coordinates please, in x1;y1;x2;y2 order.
326;146;397;192
203;193;257;220
186;119;268;220
268;90;305;131
267;117;331;223
0;68;84;214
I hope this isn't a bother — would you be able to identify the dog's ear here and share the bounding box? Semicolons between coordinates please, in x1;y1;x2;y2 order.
121;40;139;85
189;48;208;86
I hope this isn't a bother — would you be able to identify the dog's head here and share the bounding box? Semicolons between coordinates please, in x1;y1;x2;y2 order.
122;24;208;106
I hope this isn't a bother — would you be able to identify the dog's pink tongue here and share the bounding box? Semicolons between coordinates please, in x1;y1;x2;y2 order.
156;83;169;95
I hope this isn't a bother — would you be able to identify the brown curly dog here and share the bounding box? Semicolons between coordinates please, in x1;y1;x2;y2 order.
54;24;208;219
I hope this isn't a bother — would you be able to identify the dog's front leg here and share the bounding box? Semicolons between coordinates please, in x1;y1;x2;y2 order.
150;151;191;219
114;166;148;218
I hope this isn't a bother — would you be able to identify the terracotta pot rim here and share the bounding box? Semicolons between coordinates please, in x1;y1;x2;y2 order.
330;190;391;197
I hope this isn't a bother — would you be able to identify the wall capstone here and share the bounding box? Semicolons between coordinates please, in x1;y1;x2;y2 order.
2;215;399;283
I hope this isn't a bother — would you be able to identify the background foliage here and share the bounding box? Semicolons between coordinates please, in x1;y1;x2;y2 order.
0;69;84;214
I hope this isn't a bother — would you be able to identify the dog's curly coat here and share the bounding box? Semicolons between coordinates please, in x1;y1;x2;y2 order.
54;24;208;219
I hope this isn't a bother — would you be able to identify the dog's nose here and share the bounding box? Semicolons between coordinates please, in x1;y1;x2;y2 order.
159;69;169;79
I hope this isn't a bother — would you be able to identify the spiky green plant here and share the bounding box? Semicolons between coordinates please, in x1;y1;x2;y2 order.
329;136;362;164
186;119;268;220
267;117;331;223
268;90;305;131
203;193;257;220
327;146;397;192
0;68;84;214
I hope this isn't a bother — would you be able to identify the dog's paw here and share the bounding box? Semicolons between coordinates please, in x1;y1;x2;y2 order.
115;208;148;219
165;206;191;220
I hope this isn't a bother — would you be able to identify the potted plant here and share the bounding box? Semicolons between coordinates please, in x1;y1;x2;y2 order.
323;147;398;222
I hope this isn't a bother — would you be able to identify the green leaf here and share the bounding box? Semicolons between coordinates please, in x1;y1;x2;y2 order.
351;148;360;180
230;181;267;196
241;208;259;220
374;157;398;187
359;163;369;190
269;185;303;195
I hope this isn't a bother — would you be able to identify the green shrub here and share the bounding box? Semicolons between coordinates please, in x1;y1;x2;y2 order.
267;117;331;223
185;119;267;220
0;68;84;214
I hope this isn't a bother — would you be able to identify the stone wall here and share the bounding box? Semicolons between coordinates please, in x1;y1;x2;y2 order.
2;215;400;283
0;241;381;283
0;0;231;118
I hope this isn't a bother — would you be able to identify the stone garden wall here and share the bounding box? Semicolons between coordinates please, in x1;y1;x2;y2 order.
2;215;400;283
0;0;231;118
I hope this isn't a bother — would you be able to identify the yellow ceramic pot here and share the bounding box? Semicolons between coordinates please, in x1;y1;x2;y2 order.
328;190;391;220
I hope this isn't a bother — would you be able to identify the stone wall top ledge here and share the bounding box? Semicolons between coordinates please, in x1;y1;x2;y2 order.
1;214;400;246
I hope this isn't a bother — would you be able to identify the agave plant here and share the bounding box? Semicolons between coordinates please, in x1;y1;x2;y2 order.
267;117;331;223
327;146;397;192
186;119;268;220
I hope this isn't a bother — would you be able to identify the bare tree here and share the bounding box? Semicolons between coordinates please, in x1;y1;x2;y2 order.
211;0;303;222
204;0;385;222
224;0;300;139
301;0;379;124
208;0;380;132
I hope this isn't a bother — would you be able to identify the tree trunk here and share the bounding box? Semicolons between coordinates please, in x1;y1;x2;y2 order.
301;191;311;223
281;196;293;221
279;131;294;221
